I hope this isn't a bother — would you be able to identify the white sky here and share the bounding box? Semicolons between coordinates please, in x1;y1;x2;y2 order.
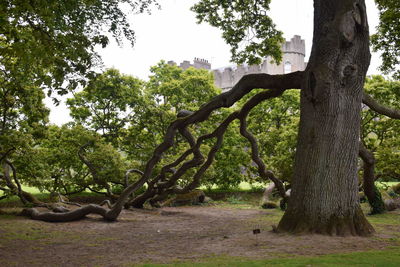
48;0;382;124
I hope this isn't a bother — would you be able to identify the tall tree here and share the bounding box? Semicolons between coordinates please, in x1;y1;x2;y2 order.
193;0;376;235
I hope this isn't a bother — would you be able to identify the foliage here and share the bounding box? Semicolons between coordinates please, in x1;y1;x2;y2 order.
362;75;400;182
67;68;144;145
0;0;158;201
0;0;158;97
191;0;284;65
9;124;133;196
10;124;90;194
371;0;400;79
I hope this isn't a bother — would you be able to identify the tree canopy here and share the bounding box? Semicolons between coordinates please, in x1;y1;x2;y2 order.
371;0;400;78
0;0;158;97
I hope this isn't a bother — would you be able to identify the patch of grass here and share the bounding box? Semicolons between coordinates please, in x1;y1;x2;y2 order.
135;247;400;267
367;211;400;225
0;217;82;244
250;209;284;225
1;223;52;241
226;195;247;205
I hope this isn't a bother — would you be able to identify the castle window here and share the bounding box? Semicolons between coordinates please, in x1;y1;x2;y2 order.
284;61;292;74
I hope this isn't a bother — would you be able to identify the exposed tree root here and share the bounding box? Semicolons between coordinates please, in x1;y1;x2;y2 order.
277;206;375;236
56;192;82;207
21;204;108;222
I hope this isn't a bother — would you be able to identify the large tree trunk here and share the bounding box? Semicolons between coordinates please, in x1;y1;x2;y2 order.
278;0;374;236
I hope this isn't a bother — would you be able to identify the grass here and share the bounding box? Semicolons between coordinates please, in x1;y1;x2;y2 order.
136;247;400;267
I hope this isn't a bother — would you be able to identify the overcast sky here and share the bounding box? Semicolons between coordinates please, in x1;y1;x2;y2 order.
48;0;382;124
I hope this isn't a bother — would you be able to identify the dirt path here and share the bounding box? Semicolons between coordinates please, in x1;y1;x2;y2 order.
0;205;398;266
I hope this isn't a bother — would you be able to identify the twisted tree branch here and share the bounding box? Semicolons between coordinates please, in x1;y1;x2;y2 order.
22;72;304;222
358;142;385;214
127;71;303;206
150;88;289;204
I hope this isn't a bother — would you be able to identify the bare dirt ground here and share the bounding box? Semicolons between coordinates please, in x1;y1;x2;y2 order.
0;204;399;267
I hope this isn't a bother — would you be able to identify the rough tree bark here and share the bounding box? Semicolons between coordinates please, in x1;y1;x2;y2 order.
277;0;375;236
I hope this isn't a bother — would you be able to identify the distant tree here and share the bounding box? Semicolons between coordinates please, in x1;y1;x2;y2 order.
0;63;49;204
362;76;400;181
67;68;144;145
13;124;134;199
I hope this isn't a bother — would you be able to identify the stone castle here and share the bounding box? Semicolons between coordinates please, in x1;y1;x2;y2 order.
168;35;306;92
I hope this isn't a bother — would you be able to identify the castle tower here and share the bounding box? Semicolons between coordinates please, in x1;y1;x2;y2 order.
261;35;306;75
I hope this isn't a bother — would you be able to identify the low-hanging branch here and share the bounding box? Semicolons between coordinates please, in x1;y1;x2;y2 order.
362;92;400;119
146;112;238;205
145;88;290;206
5;159;28;205
128;121;205;208
21;71;304;222
238;91;287;199
128;71;303;201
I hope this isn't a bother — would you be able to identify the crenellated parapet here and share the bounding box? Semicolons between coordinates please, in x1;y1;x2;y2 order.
283;35;305;56
168;58;211;70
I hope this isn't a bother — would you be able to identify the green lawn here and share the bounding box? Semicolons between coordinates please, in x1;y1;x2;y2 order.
136;246;400;267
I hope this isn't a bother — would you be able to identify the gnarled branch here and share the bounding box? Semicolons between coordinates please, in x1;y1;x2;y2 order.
127;71;303;207
358;142;386;214
22;71;304;222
